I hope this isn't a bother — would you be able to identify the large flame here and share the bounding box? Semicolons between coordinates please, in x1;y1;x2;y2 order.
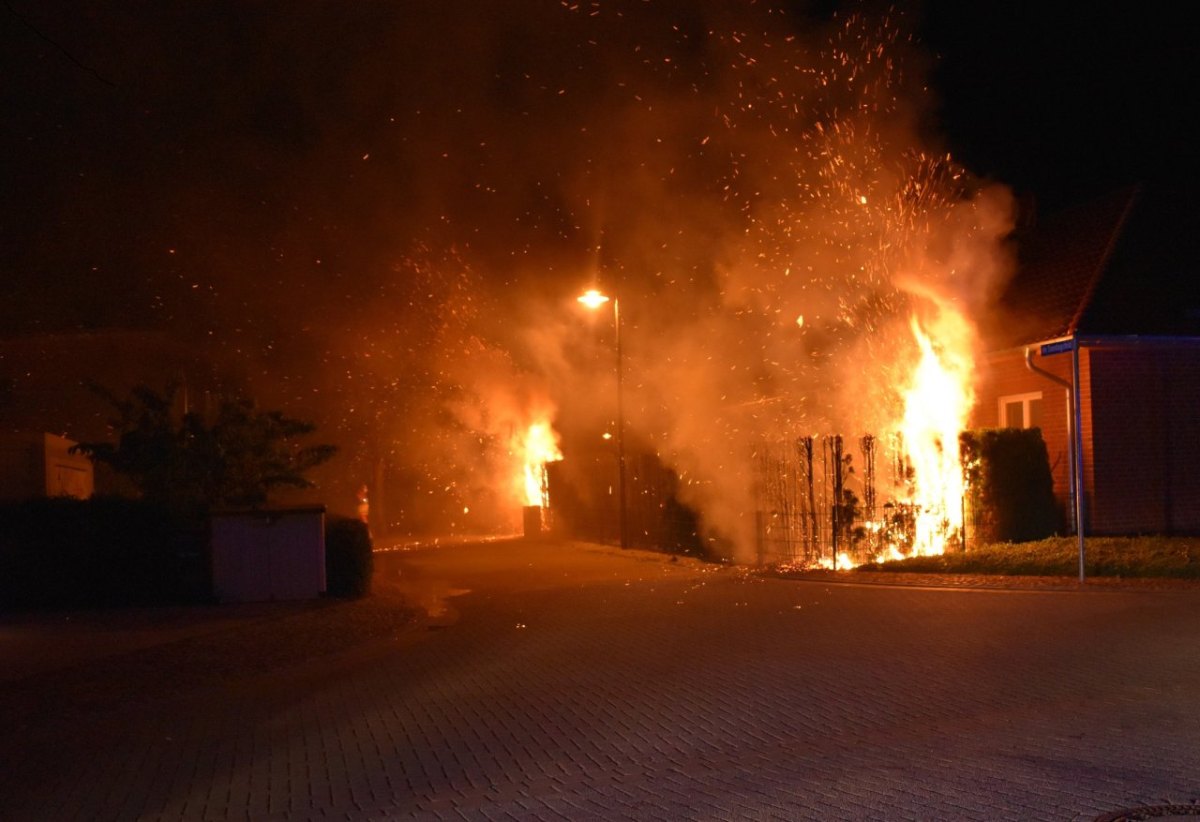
516;421;563;507
897;313;974;556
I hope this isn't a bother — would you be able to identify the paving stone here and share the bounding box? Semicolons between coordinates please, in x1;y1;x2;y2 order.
2;540;1200;820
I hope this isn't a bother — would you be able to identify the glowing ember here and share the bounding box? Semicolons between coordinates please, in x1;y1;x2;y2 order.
516;421;563;507
896;312;975;556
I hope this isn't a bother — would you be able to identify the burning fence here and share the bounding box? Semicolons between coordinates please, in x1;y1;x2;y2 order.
542;430;979;569
753;432;978;570
752;309;979;568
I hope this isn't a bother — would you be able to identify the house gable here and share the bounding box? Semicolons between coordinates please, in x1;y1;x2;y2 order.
976;184;1200;536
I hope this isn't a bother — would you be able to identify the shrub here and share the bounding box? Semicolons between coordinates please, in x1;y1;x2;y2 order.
0;496;208;610
960;428;1061;544
72;383;336;512
325;517;373;598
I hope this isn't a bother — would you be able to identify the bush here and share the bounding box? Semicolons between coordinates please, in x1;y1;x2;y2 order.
325;517;373;598
0;496;209;611
961;428;1061;544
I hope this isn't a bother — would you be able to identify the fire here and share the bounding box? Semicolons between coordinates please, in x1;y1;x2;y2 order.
896;313;974;556
516;421;562;507
816;552;855;571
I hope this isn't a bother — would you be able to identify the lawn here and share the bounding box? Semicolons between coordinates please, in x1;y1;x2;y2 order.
863;535;1200;579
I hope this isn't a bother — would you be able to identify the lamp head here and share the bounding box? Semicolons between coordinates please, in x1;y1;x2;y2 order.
577;289;611;310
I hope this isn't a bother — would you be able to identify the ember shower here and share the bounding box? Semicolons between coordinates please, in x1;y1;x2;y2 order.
24;3;1013;556
333;2;1013;557
507;3;1014;562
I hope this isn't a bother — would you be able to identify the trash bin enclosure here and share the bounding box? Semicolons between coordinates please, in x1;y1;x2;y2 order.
211;506;326;603
522;505;543;539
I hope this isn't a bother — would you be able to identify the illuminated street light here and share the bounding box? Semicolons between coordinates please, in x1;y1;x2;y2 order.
577;288;627;549
577;289;610;310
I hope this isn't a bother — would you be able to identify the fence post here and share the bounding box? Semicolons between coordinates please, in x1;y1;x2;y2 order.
755;510;766;567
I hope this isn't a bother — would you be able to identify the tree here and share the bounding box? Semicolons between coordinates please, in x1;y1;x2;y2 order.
73;384;336;511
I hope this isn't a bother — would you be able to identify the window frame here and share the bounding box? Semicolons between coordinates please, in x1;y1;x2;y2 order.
998;391;1044;429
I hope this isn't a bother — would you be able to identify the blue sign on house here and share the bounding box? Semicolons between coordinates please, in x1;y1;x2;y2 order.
1039;339;1075;356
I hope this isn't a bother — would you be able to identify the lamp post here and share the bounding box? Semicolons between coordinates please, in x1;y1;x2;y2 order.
578;289;627;549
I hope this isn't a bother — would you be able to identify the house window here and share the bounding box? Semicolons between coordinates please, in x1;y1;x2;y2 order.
999;392;1044;429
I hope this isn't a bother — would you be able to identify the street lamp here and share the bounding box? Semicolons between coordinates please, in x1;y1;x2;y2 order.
577;288;627;549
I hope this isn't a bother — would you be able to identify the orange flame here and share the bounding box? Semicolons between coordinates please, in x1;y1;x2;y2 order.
897;313;974;556
516;421;562;507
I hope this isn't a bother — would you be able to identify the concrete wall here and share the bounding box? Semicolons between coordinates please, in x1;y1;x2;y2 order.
43;433;93;498
0;432;93;502
211;507;327;603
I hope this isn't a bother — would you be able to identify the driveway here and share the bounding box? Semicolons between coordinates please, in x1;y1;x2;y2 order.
2;538;1198;820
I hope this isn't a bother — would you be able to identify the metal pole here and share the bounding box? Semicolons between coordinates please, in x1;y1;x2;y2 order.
1071;337;1086;582
614;297;627;549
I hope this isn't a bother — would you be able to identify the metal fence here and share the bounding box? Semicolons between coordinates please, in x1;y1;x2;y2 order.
752;434;978;567
549;435;980;566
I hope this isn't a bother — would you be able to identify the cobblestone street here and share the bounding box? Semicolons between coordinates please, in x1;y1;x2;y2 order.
2;538;1199;820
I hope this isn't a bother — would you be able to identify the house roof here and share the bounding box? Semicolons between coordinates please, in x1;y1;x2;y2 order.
988;183;1200;348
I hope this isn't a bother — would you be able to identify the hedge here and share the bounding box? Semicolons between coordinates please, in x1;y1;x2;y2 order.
325;517;373;598
0;496;208;610
960;428;1061;544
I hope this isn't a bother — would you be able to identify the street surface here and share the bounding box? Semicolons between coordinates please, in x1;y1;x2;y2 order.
2;538;1199;820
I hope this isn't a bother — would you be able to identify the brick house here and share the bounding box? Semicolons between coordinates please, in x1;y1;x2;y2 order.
975;185;1200;535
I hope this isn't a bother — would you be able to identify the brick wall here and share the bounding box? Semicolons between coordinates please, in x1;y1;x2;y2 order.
975;348;1088;533
1089;346;1200;534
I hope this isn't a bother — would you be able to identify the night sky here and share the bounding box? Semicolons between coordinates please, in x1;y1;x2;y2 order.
6;2;1193;322
920;2;1199;208
3;1;1196;535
